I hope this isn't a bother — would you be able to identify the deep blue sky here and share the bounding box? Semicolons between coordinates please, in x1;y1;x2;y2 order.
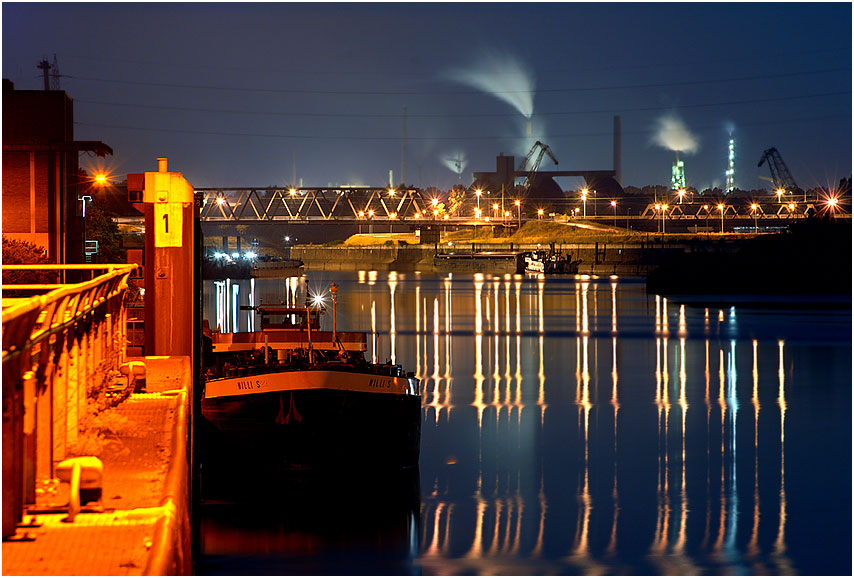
3;2;851;191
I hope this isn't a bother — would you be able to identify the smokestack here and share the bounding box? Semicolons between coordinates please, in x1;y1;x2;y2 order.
157;158;168;173
613;116;622;185
401;106;408;187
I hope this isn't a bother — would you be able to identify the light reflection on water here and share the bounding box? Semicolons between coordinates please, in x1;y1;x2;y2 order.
201;272;851;576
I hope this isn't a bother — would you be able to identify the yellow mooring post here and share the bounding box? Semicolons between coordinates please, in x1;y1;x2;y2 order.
128;158;196;356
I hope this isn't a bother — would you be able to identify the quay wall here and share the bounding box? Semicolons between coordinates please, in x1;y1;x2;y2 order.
144;358;193;576
293;240;746;276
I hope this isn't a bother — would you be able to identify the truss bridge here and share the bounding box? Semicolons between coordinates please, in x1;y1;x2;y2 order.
198;187;432;222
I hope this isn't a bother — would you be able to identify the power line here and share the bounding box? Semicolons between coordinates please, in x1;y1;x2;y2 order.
74;90;851;119
63;66;848;97
74;112;849;142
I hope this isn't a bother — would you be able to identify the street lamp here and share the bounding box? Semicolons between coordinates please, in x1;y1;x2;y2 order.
717;203;725;233
537;208;544;220
776;188;784;203
475;188;482;213
678;188;686;204
788;202;796;218
581;188;588;218
750;203;759;233
610;200;617;227
514;199;521;229
493;203;499;219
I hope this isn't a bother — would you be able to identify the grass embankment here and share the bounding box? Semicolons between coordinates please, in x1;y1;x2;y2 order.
341;220;748;247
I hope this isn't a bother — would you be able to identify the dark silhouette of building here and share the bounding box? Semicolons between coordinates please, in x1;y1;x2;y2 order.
2;79;111;264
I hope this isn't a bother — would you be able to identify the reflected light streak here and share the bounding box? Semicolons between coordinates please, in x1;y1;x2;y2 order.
371;300;377;363
504;277;511;334
249;278;255;332
538;335;547;427
514;279;522;335
611;281;618;334
388;273;397;364
773;339;793;575
747;339;765;571
538;277;545;334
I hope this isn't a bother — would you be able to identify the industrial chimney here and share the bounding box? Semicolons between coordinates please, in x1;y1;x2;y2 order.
613;115;622;185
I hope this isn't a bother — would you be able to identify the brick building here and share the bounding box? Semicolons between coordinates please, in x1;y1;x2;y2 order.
2;79;111;264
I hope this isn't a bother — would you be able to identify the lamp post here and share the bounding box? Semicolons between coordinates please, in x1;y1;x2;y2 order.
476;188;482;214
717;204;725;233
514;199;521;229
493;203;499;220
750;203;759;233
661;204;668;234
678;188;685;204
581;188;588;218
776;188;784;204
788;202;796;219
610;200;617;227
537;208;544;221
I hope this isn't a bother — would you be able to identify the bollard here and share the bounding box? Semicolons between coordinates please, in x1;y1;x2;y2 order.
56;456;103;523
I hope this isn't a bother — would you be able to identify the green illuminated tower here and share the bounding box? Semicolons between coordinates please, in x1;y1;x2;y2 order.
725;138;735;192
671;152;686;190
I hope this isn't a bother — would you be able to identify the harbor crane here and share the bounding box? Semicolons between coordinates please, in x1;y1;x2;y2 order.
757;147;800;193
518;141;559;195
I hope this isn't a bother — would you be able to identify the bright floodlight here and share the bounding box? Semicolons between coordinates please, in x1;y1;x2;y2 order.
389;189;395;196
231;252;239;259
431;198;439;206
476;189;482;196
514;199;520;206
717;204;724;211
788;203;795;210
245;251;257;259
289;188;297;196
368;209;374;217
284;236;290;242
828;197;839;207
216;197;226;205
538;208;544;215
94;173;108;186
654;203;661;210
312;294;324;307
358;210;364;217
751;203;758;211
213;252;224;259
610;200;616;207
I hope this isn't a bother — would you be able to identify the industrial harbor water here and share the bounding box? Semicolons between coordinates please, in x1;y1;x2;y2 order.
199;271;850;575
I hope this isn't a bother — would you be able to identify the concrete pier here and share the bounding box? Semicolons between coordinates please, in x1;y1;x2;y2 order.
2;356;192;576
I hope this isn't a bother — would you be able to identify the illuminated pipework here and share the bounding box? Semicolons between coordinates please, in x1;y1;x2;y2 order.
725;138;735;193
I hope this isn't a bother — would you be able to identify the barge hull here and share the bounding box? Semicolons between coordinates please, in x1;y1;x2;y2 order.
201;389;421;471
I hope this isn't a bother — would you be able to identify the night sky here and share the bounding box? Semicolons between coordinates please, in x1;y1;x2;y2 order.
3;2;851;192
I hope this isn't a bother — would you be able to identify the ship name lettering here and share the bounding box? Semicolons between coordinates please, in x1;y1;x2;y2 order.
368;378;391;389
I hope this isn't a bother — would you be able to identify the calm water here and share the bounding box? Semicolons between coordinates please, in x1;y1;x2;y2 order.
199;271;851;575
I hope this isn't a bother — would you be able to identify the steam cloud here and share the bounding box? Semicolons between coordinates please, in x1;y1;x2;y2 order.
441;152;468;176
651;114;699;154
446;51;535;119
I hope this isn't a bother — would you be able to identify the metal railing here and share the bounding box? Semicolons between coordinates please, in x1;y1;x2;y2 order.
2;264;137;538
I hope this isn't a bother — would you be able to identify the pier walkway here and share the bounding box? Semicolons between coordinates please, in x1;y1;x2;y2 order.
2;356;191;576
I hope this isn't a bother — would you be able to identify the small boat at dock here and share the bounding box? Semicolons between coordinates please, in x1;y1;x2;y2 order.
517;244;582;274
200;283;421;472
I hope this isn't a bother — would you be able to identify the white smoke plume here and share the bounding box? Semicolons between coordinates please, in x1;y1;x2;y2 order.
651;114;700;154
441;151;468;176
445;51;535;119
